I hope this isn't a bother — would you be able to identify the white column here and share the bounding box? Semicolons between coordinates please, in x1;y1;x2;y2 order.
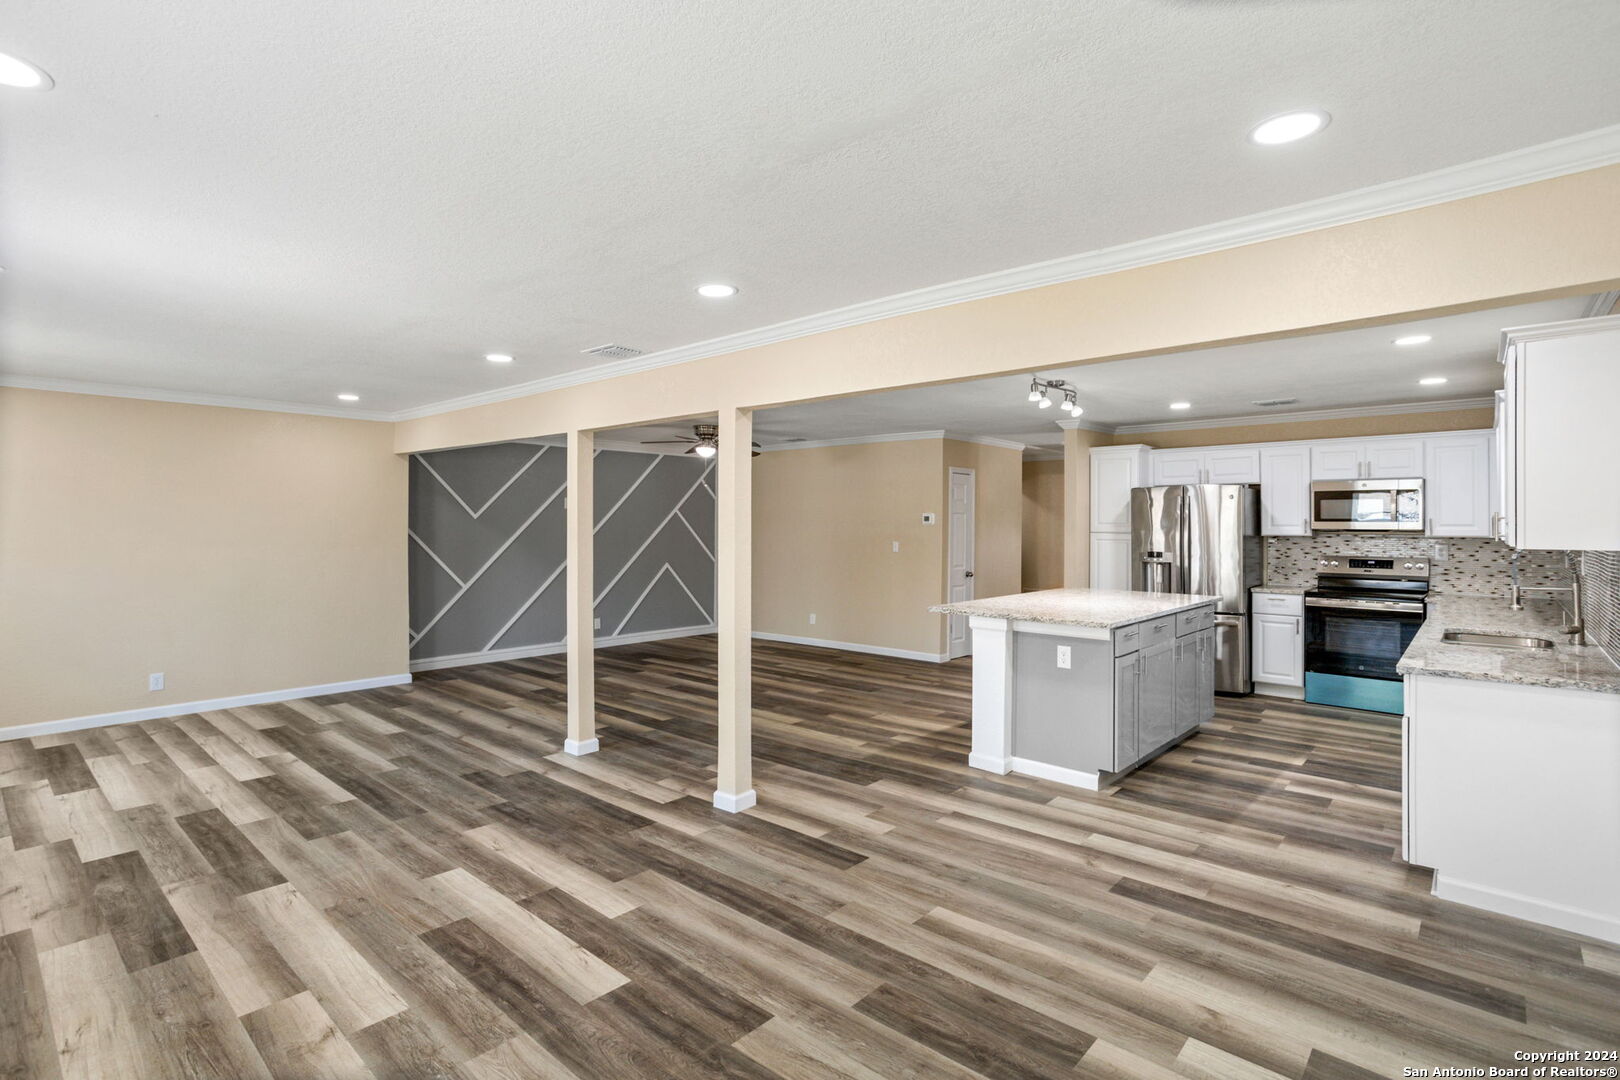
564;429;598;755
967;616;1013;773
713;405;755;812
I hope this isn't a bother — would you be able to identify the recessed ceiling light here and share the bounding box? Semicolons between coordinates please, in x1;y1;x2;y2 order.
1394;334;1432;346
1418;377;1448;386
1249;110;1328;145
0;52;52;90
696;283;738;298
484;353;514;364
337;393;360;402
1169;402;1192;410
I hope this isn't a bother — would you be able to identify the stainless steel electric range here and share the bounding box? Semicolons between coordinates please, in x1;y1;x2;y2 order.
1303;556;1430;714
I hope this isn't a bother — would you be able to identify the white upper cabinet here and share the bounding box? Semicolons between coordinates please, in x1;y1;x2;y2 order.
1089;444;1151;534
1423;433;1493;538
1311;439;1423;479
1310;443;1363;480
1364;439;1425;478
1258;445;1311;536
1498;315;1620;550
1205;448;1262;484
1148;447;1260;486
1149;451;1204;486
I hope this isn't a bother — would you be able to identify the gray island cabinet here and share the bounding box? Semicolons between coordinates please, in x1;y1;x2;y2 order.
933;588;1218;789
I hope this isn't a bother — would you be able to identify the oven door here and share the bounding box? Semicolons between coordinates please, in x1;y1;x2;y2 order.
1310;480;1424;531
1304;598;1425;682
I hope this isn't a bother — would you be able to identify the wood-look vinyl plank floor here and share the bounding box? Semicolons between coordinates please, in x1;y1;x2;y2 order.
1;635;1615;1079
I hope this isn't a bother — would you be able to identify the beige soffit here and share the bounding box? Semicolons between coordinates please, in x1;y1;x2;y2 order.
5;125;1620;424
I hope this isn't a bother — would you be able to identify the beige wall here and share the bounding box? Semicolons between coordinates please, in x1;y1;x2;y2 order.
0;388;408;729
396;165;1620;455
751;437;1022;657
1120;406;1495;449
1021;459;1064;591
1062;426;1112;587
753;440;946;655
942;440;1023;649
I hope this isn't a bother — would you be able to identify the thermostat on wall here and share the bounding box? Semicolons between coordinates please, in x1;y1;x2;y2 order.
921;513;937;525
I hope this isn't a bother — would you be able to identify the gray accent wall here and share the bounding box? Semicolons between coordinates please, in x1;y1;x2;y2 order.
408;442;716;663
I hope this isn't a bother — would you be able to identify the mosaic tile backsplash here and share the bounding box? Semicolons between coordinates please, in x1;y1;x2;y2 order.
1264;536;1619;664
1263;536;1569;596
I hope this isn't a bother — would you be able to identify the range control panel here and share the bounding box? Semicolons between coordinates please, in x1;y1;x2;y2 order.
1317;556;1430;579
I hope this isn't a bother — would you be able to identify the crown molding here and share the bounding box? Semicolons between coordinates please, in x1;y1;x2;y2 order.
758;430;946;452
12;124;1620;426
1582;290;1620;318
945;432;1027;451
1054;417;1116;433
0;373;396;421
1111;396;1496;434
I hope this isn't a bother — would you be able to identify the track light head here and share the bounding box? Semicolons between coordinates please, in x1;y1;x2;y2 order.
1037;394;1053;409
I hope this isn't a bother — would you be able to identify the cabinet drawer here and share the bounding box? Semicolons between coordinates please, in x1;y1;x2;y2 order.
1140;615;1175;646
1175;605;1213;636
1252;591;1304;616
1113;625;1142;656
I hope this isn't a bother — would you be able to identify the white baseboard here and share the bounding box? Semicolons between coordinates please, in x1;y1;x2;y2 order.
967;752;1011;774
1252;682;1306;701
1432;873;1620;946
1008;755;1103;791
410;624;715;672
1;673;413;742
713;788;758;813
562;738;599;756
751;632;947;664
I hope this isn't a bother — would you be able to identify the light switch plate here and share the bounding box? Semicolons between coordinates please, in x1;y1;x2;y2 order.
921;513;936;525
1056;645;1071;670
891;541;900;552
148;672;165;692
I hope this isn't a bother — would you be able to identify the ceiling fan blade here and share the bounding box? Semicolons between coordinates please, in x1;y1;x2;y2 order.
640;438;695;444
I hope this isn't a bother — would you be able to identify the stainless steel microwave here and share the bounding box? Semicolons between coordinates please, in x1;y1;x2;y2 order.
1310;478;1424;531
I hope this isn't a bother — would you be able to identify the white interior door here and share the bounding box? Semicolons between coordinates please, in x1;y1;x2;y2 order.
947;467;976;659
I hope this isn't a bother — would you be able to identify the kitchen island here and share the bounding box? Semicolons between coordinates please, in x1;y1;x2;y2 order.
932;588;1218;790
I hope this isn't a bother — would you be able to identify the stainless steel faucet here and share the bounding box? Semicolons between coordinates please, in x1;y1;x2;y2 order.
1509;551;1588;645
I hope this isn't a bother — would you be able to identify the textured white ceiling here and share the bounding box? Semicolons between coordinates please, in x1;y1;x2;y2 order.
610;296;1598;447
3;1;1619;413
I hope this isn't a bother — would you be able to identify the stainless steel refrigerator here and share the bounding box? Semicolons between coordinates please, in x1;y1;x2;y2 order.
1129;484;1262;694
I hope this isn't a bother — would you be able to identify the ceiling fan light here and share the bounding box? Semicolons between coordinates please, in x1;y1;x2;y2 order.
693;443;717;458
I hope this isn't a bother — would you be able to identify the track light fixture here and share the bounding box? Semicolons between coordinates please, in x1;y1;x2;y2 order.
1025;376;1083;417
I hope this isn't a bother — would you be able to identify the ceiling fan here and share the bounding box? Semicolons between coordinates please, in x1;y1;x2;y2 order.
641;422;761;458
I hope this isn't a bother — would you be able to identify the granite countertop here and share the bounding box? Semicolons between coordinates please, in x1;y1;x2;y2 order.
1398;596;1620;695
1254;584;1310;595
931;588;1219;630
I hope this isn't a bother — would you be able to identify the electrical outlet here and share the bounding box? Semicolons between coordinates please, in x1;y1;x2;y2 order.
148;672;165;692
809;613;816;625
1055;645;1071;670
921;513;936;525
1431;542;1449;562
891;540;900;552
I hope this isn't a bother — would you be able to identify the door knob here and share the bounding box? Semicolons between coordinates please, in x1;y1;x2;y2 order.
964;571;974;577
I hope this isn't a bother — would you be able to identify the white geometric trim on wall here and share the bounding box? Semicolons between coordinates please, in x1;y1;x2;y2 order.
408;468;570;647
409;445;716;664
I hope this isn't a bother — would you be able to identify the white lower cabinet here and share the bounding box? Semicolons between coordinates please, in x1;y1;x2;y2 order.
1090;533;1132;591
1251;592;1304;690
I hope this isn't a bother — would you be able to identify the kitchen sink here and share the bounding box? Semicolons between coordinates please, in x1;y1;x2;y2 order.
1441;630;1555;650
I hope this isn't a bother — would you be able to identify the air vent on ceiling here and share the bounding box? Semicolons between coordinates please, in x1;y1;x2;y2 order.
1250;397;1300;407
582;343;644;360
